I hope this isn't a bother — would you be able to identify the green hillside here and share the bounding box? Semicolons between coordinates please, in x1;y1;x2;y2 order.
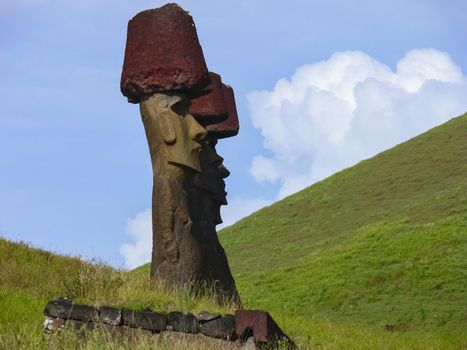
0;239;235;349
1;114;466;349
219;113;467;335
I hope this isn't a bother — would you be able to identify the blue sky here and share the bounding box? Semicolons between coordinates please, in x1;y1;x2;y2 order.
1;0;466;268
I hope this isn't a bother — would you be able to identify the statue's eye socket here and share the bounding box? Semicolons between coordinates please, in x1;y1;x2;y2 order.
170;100;189;115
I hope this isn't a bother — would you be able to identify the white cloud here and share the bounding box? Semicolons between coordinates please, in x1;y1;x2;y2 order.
120;49;467;266
248;49;467;199
119;208;152;269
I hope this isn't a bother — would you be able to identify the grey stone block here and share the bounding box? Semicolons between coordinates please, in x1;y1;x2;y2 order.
134;311;167;332
69;304;99;322
100;306;122;326
200;314;236;340
65;319;95;331
121;308;166;332
121;308;135;327
198;311;221;323
43;297;73;319
167;311;198;333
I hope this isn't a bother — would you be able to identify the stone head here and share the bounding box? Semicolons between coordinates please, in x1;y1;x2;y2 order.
140;93;207;172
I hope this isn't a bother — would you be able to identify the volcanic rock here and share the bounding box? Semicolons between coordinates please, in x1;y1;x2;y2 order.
206;84;239;138
43;297;73;319
65;319;95;331
43;316;66;334
198;311;221;323
235;310;293;347
100;306;122;326
122;309;166;332
69;304;99;322
189;72;228;124
200;314;236;339
166;311;198;333
121;3;210;102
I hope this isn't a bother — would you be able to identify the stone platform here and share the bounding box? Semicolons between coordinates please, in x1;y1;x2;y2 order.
43;298;295;349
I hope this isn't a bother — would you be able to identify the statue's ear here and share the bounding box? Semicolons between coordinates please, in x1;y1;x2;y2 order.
153;94;169;109
150;95;175;144
160;111;176;144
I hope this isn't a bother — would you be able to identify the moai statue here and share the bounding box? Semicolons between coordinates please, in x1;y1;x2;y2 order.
121;3;240;303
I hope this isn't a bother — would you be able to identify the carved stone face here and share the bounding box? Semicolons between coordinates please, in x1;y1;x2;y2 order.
140;93;207;172
193;139;229;224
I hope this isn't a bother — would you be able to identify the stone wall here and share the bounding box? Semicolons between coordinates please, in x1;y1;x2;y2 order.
43;298;295;349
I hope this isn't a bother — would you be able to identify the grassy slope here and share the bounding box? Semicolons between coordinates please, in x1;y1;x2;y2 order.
219;113;467;335
1;114;466;349
1;236;463;350
0;239;235;349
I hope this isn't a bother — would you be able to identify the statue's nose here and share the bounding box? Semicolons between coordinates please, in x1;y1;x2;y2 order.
194;127;207;143
218;164;230;179
188;116;207;143
208;152;223;168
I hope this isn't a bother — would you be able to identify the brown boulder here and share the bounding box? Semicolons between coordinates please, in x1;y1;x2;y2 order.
189;72;228;125
120;3;210;102
235;310;294;347
206;84;240;138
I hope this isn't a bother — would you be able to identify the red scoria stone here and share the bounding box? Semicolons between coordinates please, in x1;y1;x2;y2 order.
235;310;292;345
189;72;228;124
206;84;240;139
120;3;210;103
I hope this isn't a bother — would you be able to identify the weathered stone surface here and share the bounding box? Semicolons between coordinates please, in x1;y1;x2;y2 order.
45;303;282;349
186;139;242;303
65;319;95;331
121;3;210;102
191;141;228;215
200;314;236;340
43;297;73;318
43;316;97;334
122;309;166;332
43;316;66;334
69;304;99;322
140;93;207;172
121;308;137;327
235;310;293;347
100;306;122;326
189;72;228;124
167;311;198;333
121;3;241;302
100;324;154;342
206;84;239;139
198;311;221;323
135;311;167;332
140;93;240;303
